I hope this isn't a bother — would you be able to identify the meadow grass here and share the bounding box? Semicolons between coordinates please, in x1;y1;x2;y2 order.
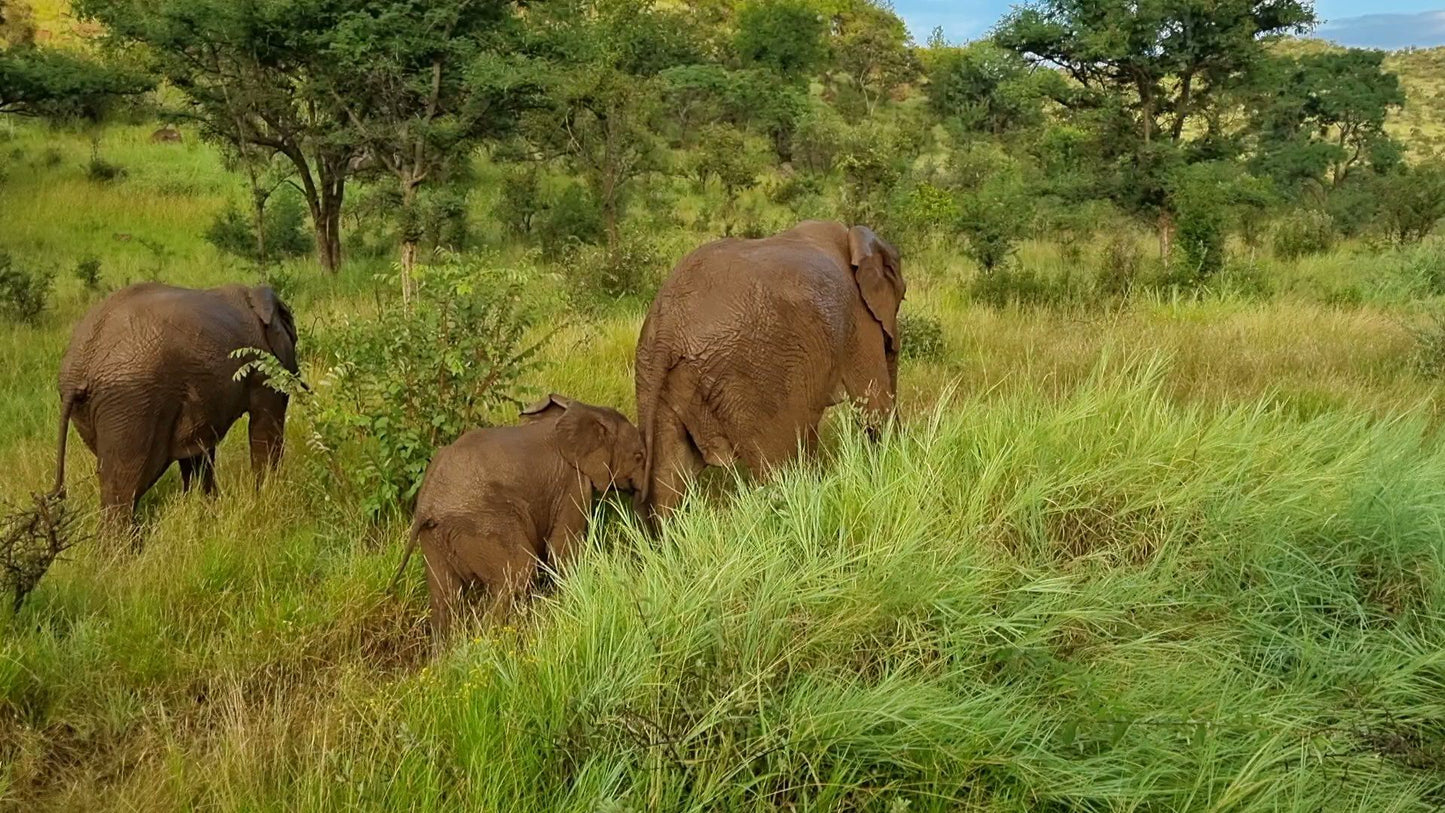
1;123;1444;809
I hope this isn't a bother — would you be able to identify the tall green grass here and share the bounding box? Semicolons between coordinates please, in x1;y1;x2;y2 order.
4;363;1443;809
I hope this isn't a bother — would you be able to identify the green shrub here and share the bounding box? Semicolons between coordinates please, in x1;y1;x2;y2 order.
563;228;665;307
72;256;102;291
969;264;1085;309
538;183;604;257
1272;209;1337;260
499;164;545;238
898;311;945;361
84;154;125;183
1096;232;1144;298
1377;162;1445;243
299;256;544;520
0;252;55;323
204;193;313;264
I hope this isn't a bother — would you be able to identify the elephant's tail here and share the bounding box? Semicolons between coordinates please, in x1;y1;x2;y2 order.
51;387;83;497
389;518;433;591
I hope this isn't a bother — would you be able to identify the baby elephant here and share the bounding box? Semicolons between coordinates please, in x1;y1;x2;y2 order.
391;395;644;638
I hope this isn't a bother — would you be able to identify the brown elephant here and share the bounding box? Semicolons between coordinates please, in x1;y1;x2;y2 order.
53;282;299;537
634;220;904;518
390;395;644;638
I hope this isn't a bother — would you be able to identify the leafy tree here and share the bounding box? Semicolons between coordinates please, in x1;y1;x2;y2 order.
734;0;827;81
0;0;151;122
1378;162;1445;244
692;122;763;234
1249;49;1405;195
995;0;1315;257
78;0;358;272
322;0;538;295
524;0;699;256
825;0;918;119
923;41;1057;136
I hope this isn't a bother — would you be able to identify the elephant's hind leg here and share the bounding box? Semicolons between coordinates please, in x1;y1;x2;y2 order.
95;405;179;545
647;411;705;519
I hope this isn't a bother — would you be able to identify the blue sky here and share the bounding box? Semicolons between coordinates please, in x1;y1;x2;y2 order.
893;1;1445;49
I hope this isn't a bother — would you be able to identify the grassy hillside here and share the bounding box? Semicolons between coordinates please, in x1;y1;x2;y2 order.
2;98;1444;811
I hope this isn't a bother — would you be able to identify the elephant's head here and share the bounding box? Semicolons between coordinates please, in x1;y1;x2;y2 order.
521;395;646;493
245;286;300;374
848;225;905;390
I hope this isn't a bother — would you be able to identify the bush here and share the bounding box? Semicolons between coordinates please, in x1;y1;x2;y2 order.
890;181;960;245
72;256;102;291
1272;209;1337;260
898;311;945;361
563;229;665;307
969;264;1085;309
499;164;545;238
1096;232;1144;298
1377;162;1445;244
204;193;314;264
84;154;125;183
0;252;55;323
537;183;604;258
299;256;544;519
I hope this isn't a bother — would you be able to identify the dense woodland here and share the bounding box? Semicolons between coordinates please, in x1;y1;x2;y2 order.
2;0;1445;809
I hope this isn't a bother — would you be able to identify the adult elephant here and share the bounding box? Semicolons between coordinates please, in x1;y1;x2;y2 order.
634;220;904;518
53;282;300;537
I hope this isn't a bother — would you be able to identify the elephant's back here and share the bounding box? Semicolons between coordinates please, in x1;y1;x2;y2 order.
415;426;560;525
649;237;852;354
62;283;253;386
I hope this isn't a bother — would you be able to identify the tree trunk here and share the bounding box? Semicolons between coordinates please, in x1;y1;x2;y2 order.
399;179;419;306
1158;210;1174;262
247;165;268;267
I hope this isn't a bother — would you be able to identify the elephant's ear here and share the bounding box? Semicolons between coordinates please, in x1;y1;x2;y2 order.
848;226;904;353
554;406;613;492
246;286;299;372
520;393;572;423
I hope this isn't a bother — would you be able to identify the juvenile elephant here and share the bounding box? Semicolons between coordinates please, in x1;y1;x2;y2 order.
53;282;299;536
391;395;644;638
635;220;904;518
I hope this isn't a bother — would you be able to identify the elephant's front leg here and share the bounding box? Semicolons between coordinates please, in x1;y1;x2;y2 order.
247;389;288;484
178;448;218;495
543;488;593;578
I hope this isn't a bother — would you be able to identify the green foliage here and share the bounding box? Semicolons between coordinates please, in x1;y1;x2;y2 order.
1096;231;1146;298
1250;49;1405;194
1377;162;1445;244
1168;162;1272;279
563;226;664;306
995;0;1315;232
951;152;1036;272
0;251;53;323
891;181;960;244
1272;209;1338;260
71;256;102;292
733;0;827;81
968;264;1086;308
897;311;945;361
924;41;1056;135
498;164;545;238
301;256;543;520
537;183;605;256
83;152;124;183
0;42;153;121
691;123;764;234
204;193;314;265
